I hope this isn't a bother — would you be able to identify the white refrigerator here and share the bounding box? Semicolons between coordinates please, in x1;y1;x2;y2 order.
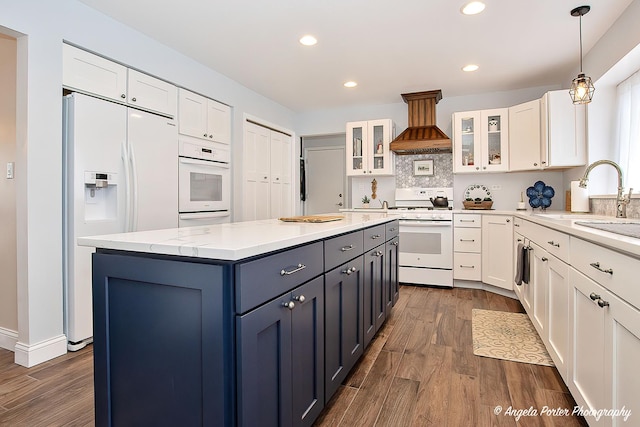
63;93;178;350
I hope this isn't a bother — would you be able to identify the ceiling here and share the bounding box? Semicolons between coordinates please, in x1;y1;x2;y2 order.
78;0;633;112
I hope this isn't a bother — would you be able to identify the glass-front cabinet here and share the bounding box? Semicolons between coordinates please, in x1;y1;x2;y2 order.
453;108;509;173
346;119;395;176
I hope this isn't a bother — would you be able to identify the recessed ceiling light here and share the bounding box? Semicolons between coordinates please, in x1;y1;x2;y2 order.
462;64;479;72
344;81;358;88
461;1;486;15
299;35;317;46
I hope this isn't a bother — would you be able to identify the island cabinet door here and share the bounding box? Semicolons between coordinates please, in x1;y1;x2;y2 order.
91;252;231;427
236;276;324;427
363;245;385;348
324;256;364;401
385;237;399;309
291;276;325;427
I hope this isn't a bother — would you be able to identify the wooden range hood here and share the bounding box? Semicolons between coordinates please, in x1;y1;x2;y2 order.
389;90;451;154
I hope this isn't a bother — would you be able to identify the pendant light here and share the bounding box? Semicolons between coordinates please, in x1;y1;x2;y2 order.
569;5;595;104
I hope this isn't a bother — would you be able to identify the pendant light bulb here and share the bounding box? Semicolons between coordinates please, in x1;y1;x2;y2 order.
569;5;594;105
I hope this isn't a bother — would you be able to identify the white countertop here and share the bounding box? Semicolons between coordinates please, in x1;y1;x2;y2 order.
343;207;640;258
78;213;399;261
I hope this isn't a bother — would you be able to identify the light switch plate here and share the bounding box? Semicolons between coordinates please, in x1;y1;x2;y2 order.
6;162;14;179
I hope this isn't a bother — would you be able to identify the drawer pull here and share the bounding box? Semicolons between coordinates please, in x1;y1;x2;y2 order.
590;262;613;275
388;227;397;232
373;250;383;257
459;265;475;269
282;301;295;310
460;219;475;223
517;238;523;242
341;245;354;252
547;240;561;248
391;241;399;246
371;234;382;239
460;239;475;242
542;257;548;262
597;299;610;308
280;263;306;276
342;267;357;275
293;295;306;303
589;292;601;301
514;223;520;227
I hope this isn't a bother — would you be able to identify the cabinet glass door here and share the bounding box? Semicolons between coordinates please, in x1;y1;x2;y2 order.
460;116;476;168
486;114;503;167
371;124;385;171
350;125;365;172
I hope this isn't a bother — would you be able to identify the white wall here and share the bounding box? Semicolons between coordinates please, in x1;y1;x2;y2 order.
0;0;296;365
0;34;17;340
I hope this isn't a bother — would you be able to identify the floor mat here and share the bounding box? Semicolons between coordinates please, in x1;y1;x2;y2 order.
471;308;554;366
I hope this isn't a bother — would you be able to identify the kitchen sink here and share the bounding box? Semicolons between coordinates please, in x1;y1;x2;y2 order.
574;221;640;239
532;212;608;220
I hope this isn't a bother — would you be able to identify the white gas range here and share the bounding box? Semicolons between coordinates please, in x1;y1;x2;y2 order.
392;187;454;287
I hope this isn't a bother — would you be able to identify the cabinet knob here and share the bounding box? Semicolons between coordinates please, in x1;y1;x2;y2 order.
282;301;295;310
597;299;610;308
482;166;486;170
534;163;538;166
120;94;126;99
506;219;510;223
204;133;208;137
589;292;601;301
476;167;480;170
209;135;213;139
541;161;546;165
131;97;137;102
542;257;548;262
293;295;306;303
264;176;268;180
391;241;399;246
276;177;280;180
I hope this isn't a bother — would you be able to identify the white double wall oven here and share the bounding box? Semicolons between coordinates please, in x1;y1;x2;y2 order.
178;137;231;226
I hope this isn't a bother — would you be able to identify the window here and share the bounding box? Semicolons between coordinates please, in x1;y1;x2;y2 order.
616;70;640;190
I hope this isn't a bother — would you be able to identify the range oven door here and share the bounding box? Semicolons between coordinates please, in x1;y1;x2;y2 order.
398;220;453;286
398;220;453;268
178;156;230;213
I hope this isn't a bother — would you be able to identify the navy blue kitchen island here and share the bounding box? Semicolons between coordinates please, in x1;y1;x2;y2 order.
81;214;399;427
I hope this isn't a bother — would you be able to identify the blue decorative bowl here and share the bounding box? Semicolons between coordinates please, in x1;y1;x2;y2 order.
526;181;555;209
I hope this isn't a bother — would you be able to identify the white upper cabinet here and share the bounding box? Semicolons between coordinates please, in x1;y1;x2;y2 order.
453;108;509;173
179;89;231;144
63;44;177;118
63;44;127;102
127;69;177;117
541;90;587;168
509;99;542;171
346;119;395;176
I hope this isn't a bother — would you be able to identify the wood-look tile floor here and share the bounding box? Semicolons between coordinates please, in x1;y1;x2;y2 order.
314;285;588;427
0;286;587;427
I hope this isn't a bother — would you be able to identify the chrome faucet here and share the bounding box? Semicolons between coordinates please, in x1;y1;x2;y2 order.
579;159;632;218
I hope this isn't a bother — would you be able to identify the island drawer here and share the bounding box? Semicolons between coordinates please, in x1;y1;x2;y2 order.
235;241;324;313
385;220;399;240
325;230;364;271
363;224;387;251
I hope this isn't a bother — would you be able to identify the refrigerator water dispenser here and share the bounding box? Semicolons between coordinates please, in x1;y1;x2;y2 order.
84;171;117;221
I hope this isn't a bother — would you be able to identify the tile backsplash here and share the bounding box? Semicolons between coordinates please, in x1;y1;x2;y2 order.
395;153;453;188
590;197;640;219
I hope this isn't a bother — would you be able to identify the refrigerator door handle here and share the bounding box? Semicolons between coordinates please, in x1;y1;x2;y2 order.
121;141;132;232
129;142;139;232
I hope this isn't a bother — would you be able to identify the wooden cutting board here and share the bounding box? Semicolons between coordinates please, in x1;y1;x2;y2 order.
279;215;345;223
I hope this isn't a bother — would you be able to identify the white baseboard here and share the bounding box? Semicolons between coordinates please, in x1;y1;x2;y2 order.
454;279;518;300
14;335;68;367
0;326;18;351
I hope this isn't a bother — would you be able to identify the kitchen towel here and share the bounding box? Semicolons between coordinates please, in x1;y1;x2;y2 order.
514;242;524;285
522;246;531;284
571;180;590;212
